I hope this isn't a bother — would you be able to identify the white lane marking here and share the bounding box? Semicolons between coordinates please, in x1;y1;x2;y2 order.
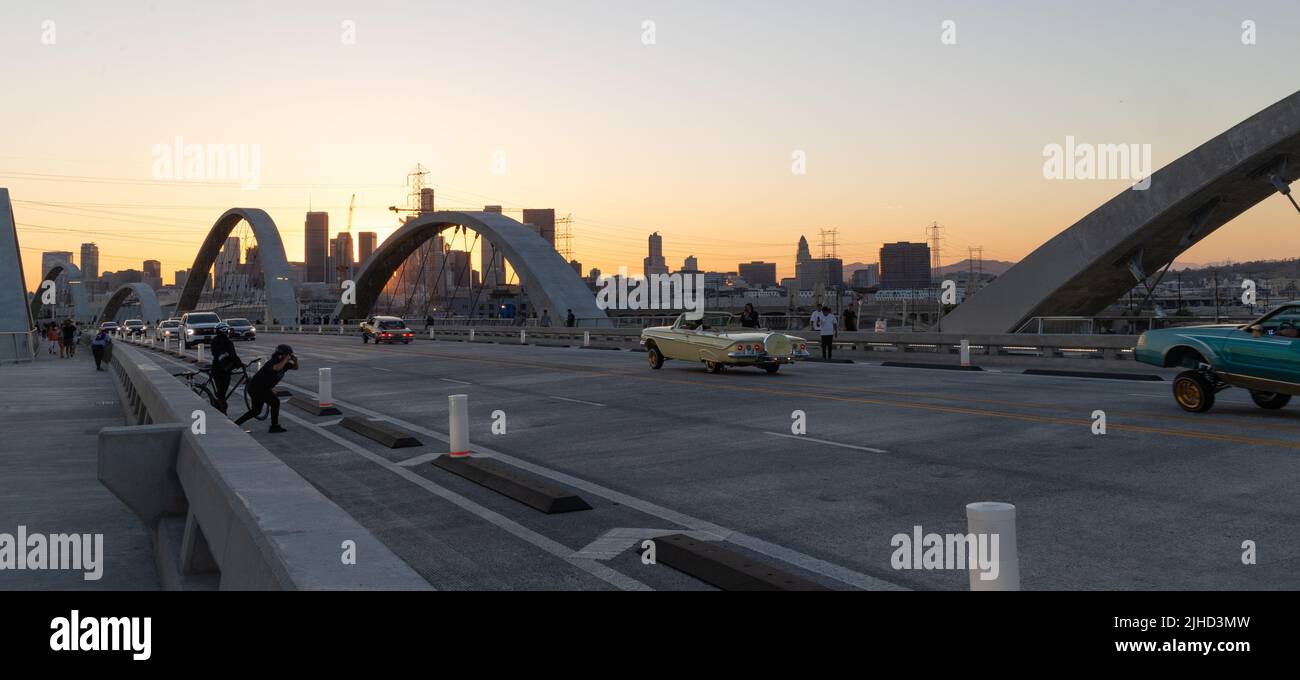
763;431;887;454
318;418;344;426
279;410;651;592
439;378;472;385
549;396;606;407
146;351;649;591
396;452;442;467
573;527;725;561
278;380;906;591
374;367;395;372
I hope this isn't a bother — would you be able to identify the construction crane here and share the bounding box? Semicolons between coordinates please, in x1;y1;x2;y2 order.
336;193;357;284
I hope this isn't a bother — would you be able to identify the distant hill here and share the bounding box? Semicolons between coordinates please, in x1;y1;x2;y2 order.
935;259;1017;277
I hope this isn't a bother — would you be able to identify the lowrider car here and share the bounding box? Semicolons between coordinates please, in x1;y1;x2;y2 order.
1135;300;1300;412
640;312;810;373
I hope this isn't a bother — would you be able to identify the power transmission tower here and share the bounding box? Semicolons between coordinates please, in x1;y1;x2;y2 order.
818;228;839;259
556;213;574;260
928;221;944;280
967;245;983;294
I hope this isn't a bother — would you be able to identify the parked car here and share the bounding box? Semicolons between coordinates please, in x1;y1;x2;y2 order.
360;316;414;344
640;312;810;373
1135;300;1300;412
97;321;119;334
157;319;182;340
121;319;147;337
224;318;257;341
180;312;223;349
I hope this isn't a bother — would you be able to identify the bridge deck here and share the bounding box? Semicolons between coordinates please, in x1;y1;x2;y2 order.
0;348;159;590
124;333;1300;589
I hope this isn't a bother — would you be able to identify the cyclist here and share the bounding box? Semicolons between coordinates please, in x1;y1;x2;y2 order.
234;344;298;434
209;325;241;413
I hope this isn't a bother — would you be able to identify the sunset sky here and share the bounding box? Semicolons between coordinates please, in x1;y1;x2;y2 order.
4;0;1300;291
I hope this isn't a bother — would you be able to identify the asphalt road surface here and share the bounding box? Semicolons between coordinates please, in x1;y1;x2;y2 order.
140;332;1300;590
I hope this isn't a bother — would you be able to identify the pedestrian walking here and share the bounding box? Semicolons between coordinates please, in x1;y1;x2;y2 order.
811;305;838;359
566;309;576;327
740;303;760;328
46;324;60;356
540;309;552;327
60;320;76;359
90;328;112;370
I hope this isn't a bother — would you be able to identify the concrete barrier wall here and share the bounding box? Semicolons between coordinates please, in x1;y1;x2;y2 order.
101;341;431;590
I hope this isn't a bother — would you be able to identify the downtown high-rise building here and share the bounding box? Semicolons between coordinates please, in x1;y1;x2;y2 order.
794;235;843;290
480;205;505;288
143;259;162;290
739;261;777;287
643;232;668;278
305;212;329;283
879;242;932;289
330;232;354;283
80;243;99;281
357;232;378;265
175;269;189;290
521;208;556;247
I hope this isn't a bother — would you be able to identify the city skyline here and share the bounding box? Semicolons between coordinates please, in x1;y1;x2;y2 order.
6;1;1300;291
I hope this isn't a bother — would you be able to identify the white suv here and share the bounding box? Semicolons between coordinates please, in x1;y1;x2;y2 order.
180;312;223;349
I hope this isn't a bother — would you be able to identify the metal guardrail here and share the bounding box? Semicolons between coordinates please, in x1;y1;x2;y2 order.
101;340;431;590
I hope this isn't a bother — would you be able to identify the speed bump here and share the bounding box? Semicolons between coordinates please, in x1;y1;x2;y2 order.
341;416;422;448
640;534;830;591
431;455;591;514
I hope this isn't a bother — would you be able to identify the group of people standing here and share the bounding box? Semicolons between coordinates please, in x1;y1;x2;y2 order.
42;320;81;359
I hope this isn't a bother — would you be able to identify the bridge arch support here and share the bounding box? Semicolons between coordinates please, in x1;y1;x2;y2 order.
30;261;91;323
942;91;1300;333
177;208;298;324
100;282;162;324
334;211;608;325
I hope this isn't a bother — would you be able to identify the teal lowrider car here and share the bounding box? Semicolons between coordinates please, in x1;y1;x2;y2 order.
1135;301;1300;412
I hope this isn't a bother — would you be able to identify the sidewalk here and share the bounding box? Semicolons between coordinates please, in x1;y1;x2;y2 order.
0;350;159;590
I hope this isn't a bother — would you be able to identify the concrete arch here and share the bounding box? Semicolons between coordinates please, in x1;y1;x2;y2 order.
334;211;608;325
176;208;298;324
101;283;162;325
942;90;1300;333
29;260;91;323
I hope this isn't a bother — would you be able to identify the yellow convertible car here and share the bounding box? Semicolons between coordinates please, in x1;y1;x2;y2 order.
640;312;810;373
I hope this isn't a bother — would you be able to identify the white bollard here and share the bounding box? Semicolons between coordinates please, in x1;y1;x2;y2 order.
960;339;971;367
470;329;475;342
338;324;343;335
428;328;435;340
448;394;469;457
318;368;333;408
197;343;204;363
966;502;1020;591
520;329;526;344
583;331;590;347
318;325;322;335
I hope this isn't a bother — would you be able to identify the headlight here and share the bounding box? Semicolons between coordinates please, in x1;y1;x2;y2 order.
249;327;256;332
186;328;194;335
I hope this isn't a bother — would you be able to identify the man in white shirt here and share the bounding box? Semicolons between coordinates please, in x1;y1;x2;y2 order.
812;306;838;359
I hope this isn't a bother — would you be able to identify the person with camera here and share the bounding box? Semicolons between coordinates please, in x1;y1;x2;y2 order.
233;344;298;434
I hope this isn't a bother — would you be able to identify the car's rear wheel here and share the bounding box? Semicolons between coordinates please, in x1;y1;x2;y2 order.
1250;390;1291;410
647;345;664;369
705;360;724;374
1173;370;1215;413
763;364;780;374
